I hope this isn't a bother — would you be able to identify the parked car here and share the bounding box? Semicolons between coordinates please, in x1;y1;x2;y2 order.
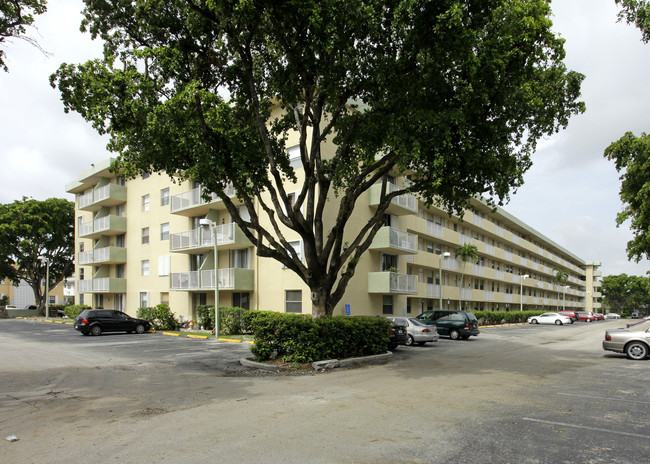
557;310;578;322
631;312;642;319
604;313;621;319
416;310;480;340
527;312;572;325
387;319;408;350
594;313;605;321
74;309;151;336
603;327;650;360
577;312;596;322
388;317;439;346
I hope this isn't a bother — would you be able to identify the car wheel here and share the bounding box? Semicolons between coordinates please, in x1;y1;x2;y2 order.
90;325;102;336
449;329;460;340
531;319;539;324
587;319;592;322
555;320;562;325
404;335;414;346
135;324;145;334
625;342;649;360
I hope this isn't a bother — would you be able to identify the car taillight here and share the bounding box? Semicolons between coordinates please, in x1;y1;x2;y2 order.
605;334;611;341
422;328;430;333
82;318;89;324
465;324;469;328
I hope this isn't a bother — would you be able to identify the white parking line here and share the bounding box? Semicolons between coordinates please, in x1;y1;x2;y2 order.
522;418;650;439
558;392;650;404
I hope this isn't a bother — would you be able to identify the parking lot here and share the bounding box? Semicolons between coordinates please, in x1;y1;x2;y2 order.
1;318;649;463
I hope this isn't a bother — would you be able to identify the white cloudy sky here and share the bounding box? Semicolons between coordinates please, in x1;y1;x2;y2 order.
0;0;649;277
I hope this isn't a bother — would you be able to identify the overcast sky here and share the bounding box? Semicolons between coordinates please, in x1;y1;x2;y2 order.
1;0;649;278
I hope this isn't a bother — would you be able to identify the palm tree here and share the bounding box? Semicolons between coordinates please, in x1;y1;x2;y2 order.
454;243;479;310
552;267;569;310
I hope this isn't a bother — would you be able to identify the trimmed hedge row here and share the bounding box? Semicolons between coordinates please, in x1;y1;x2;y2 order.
137;304;179;330
242;311;391;363
63;305;91;319
473;310;548;325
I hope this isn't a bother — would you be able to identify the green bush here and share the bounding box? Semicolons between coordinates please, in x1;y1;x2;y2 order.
137;304;179;330
242;311;391;363
197;305;248;334
64;304;91;319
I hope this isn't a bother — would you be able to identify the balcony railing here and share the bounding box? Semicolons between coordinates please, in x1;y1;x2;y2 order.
368;271;417;294
170;184;235;214
370;226;417;254
170;223;251;252
78;277;126;293
78;184;126;211
170;268;254;291
78;215;127;238
368;182;417;215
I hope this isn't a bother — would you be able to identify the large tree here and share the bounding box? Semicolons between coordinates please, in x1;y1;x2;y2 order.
601;273;650;315
604;1;650;262
51;0;584;317
0;197;75;315
0;0;47;71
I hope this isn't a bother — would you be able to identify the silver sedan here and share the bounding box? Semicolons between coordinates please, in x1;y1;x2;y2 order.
388;317;439;346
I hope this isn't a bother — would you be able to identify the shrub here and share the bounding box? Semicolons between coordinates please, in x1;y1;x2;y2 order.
137;304;179;330
473;310;547;325
64;304;91;320
197;305;248;334
242;311;391;363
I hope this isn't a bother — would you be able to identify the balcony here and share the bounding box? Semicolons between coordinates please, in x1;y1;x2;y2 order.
170;184;237;216
78;277;126;293
170;223;252;253
79;246;127;265
369;227;417;255
368;182;417;216
78;184;127;212
79;215;127;239
368;272;417;294
170;268;254;291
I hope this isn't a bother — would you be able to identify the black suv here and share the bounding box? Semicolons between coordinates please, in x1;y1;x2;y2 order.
416;310;479;340
74;310;151;336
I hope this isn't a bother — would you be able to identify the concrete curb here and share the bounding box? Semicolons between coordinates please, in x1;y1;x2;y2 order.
240;351;393;373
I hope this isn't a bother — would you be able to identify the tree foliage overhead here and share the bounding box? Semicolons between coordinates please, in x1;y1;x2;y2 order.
0;197;74;314
616;0;650;42
51;0;584;317
0;0;47;71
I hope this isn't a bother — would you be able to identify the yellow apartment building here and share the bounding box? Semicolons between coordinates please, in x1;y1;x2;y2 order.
0;277;70;308
65;157;602;322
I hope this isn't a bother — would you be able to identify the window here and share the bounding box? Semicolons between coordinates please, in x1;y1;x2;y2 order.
285;290;302;313
287;145;301;169
116;264;125;278
158;256;170;276
141;194;150;212
231;249;249;269
116;234;125;248
79;294;84;305
79;268;85;280
141;260;150;276
284;240;302;266
79;242;84;252
139;291;150;308
382;295;393;315
233;292;250;310
381;254;397;271
116;204;126;217
161;188;170;206
160;292;169;305
116;176;126;186
142;227;150;244
161;223;169;241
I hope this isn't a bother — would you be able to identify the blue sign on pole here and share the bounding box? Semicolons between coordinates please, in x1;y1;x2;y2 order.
345;304;351;316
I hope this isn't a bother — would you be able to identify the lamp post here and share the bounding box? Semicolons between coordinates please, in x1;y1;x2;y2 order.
438;252;451;310
38;256;50;319
200;218;219;340
563;285;569;311
520;274;529;311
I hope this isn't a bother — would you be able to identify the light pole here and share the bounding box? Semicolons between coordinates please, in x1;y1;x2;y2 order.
520;274;529;311
563;285;569;311
200;218;219;340
438;252;451;310
38;256;50;319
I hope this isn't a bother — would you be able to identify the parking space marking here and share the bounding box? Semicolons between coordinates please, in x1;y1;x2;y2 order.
522;418;650;439
558;392;650;404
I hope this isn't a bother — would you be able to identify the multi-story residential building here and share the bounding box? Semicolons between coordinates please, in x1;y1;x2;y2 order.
0;277;69;308
65;157;602;322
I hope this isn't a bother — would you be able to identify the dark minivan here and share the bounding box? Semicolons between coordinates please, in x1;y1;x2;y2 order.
74;310;151;336
415;310;480;340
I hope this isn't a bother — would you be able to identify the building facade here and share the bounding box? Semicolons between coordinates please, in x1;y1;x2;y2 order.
65;157;602;322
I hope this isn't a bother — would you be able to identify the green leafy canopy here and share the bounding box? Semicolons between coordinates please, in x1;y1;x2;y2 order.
50;0;584;316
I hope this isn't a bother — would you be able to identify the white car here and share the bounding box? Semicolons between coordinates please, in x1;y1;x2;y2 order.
604;313;621;319
527;312;572;325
